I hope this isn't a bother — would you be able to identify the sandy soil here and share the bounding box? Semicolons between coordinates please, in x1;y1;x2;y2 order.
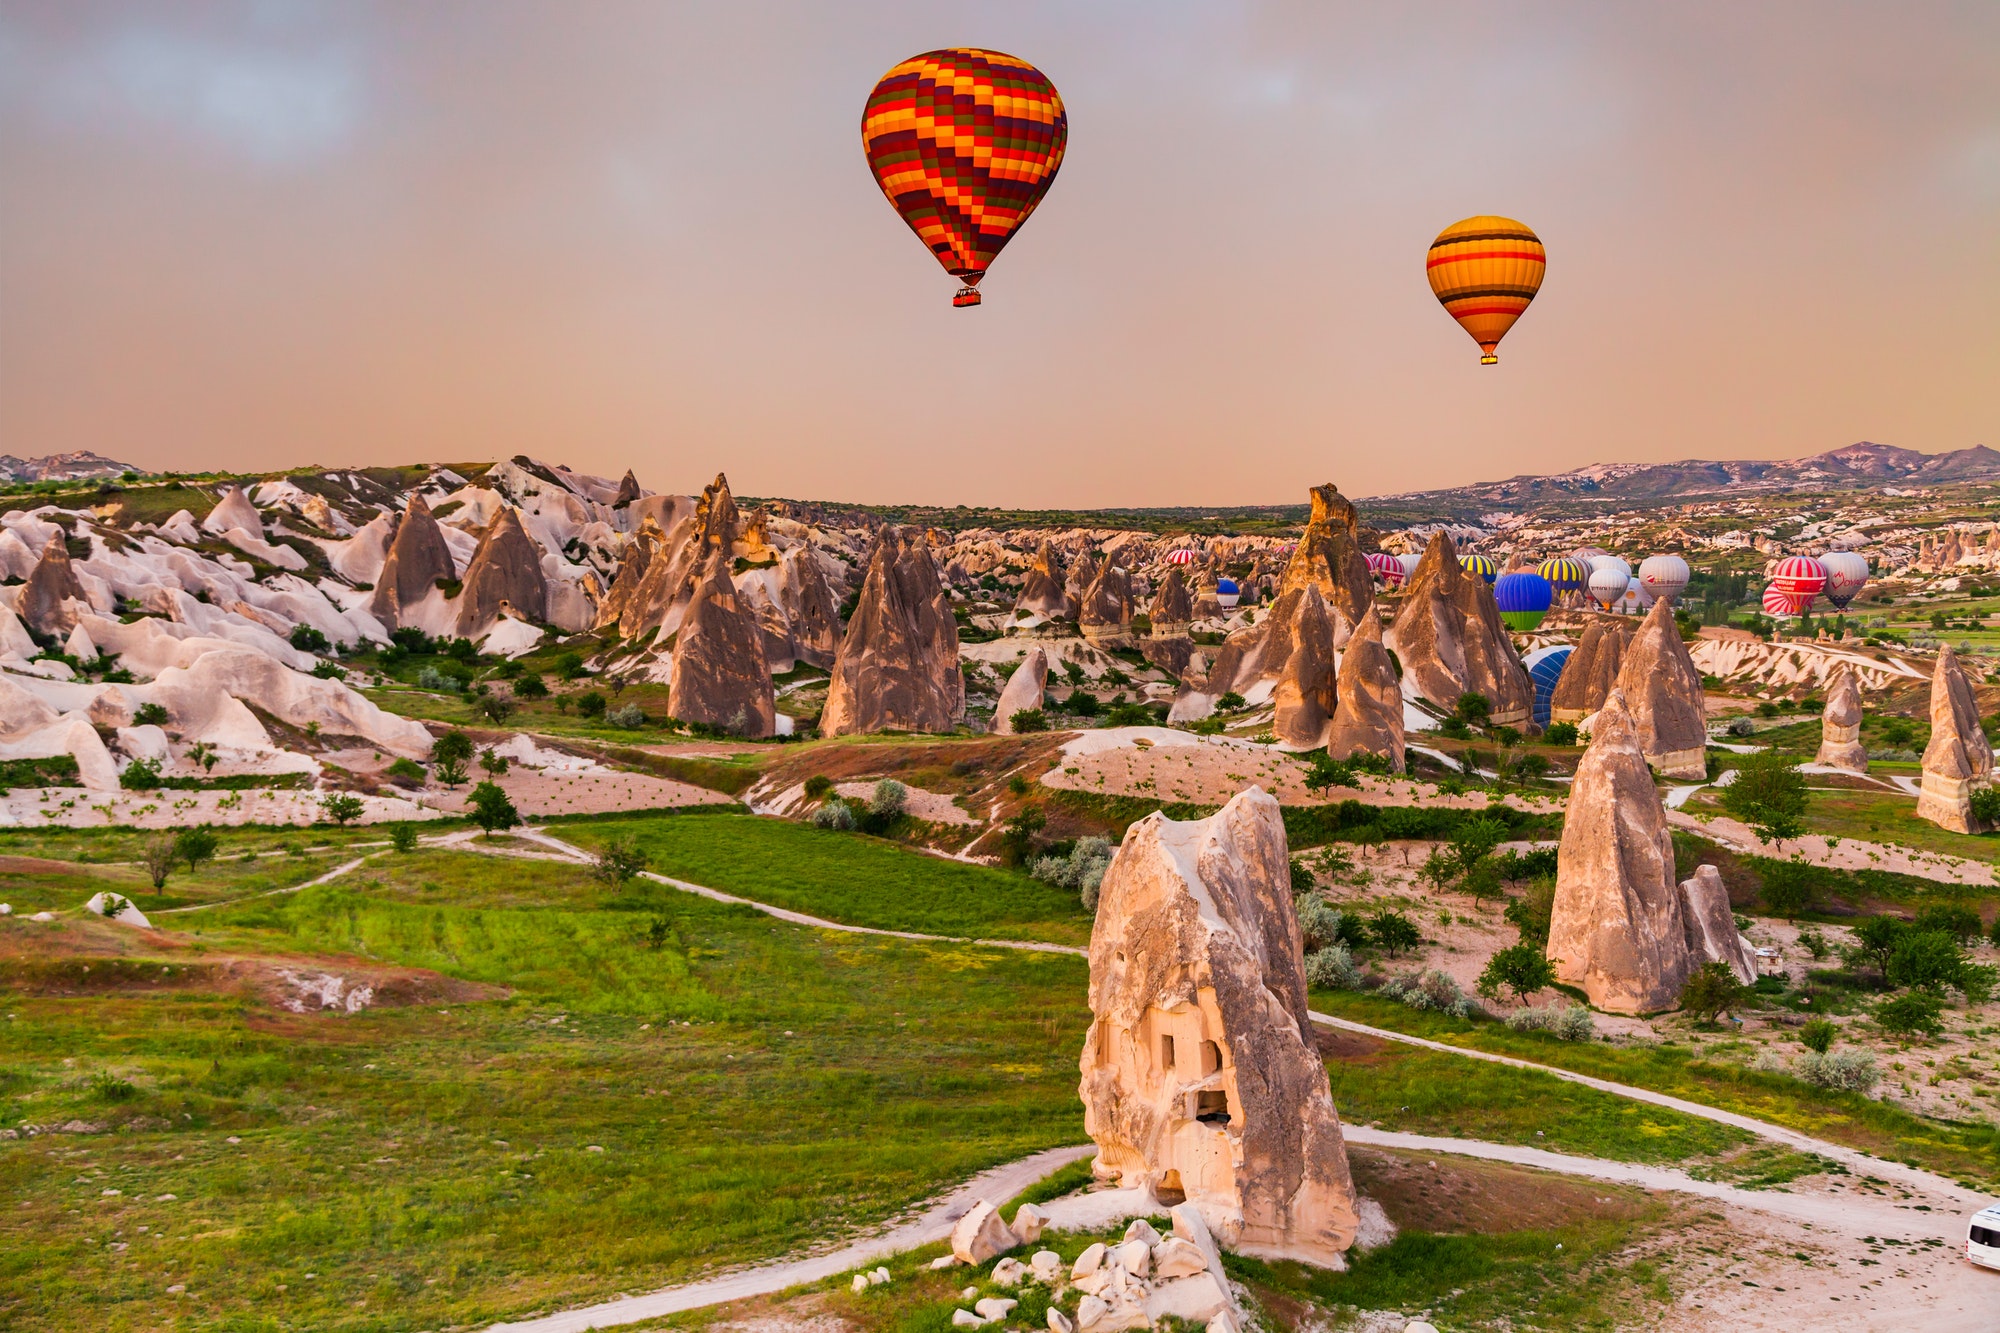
1667;808;1999;885
423;764;731;819
0;785;439;829
830;782;976;825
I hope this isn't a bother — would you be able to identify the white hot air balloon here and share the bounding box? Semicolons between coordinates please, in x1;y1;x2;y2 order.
1589;565;1630;610
1397;553;1423;582
1818;551;1870;610
1589;554;1632;580
1637;554;1691;605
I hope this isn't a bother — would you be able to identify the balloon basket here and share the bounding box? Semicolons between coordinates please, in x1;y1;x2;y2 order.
953;287;982;308
1479;353;1498;365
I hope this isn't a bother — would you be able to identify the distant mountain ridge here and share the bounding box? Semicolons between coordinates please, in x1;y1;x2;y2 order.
0;451;139;483
1375;442;2000;509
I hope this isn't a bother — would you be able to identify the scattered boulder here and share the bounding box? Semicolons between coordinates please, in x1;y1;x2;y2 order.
1385;531;1532;726
667;552;778;738
1326;609;1404;772
84;893;151;929
821;526;964;737
1015;541;1068;620
20;536;87;635
1549;619;1630;724
1614;598;1708;778
1677;865;1758;985
1012;1204;1048;1245
1815;663;1868;773
455;507;549;637
950;1199;1019;1265
1080;787;1359;1266
991;647;1050;734
368;495;457;629
1916;645;1995;834
1271;586;1337;751
1546;687;1692;1013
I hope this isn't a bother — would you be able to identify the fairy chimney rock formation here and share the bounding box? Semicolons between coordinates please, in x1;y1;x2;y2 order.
455;507;549;637
201;485;264;536
369;494;457;628
1916;645;1995;834
668;553;778;738
1549;619;1631;724
1816;664;1869;773
1190;570;1223;621
611;469;642;508
1546;687;1694;1013
1615;598;1708;778
1014;541;1068;621
1327;610;1405;772
1080;563;1137;649
777;546;844;670
1064;552;1100;624
1280;483;1375;628
1385;531;1533;726
1271;586;1337;751
20;536;89;635
1143;568;1198;678
1678;865;1759;985
1081;788;1359;1267
990;646;1050;735
821;526;965;737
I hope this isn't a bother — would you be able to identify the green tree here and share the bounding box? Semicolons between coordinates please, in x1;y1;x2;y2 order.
1476;944;1557;1004
1368;910;1421;958
468;781;520;838
119;758;162;791
554;651;586;681
480;694;516;725
141;834;177;890
479;749;509;777
1504;877;1556;949
1679;961;1748;1024
578;691;608;718
1009;708;1049;733
1542;721;1578;746
1913;904;1983;944
1799;1017;1837;1054
513;673;548;699
319;792;364;826
1885;931;1967;994
1000;806;1046;866
1454;692;1491;724
432;730;474;787
1719;751;1809;843
1304;755;1359;792
388;823;419;854
590;835;649;885
1847;915;1908;976
173;826;219;873
1875;990;1944;1038
1758;857;1817;919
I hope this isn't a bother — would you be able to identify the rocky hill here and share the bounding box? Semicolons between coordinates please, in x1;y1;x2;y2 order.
0;451;141;483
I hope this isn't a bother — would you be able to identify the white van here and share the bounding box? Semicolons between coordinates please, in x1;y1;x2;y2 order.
1970;1205;2000;1272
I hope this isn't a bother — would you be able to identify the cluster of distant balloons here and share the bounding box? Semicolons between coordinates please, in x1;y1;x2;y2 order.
862;48;1544;361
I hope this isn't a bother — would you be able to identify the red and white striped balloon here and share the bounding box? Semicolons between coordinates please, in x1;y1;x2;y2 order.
1762;583;1806;618
1367;551;1404;585
1164;548;1198;566
1770;555;1827;605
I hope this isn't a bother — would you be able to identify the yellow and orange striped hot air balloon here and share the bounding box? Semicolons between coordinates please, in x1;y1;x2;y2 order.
1426;215;1545;365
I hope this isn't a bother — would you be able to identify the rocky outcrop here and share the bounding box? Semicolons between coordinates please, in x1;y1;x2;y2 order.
1279;483;1375;628
1189;570;1223;621
1079;562;1136;649
1678;865;1758;985
455;507;549;637
602;478;732;641
774;545;844;669
1815;664;1868;773
19;536;87;635
368;495;456;629
1916;645;1994;834
991;647;1049;734
1385;532;1533;726
1327;610;1404;772
1546;687;1693;1013
668;552;777;737
1015;540;1067;620
201;485;263;536
1271;586;1337;751
1549;619;1631;724
1064;552;1099;624
1080;788;1359;1266
1615;598;1708;777
611;469;642;508
821;526;964;737
1143;569;1197;677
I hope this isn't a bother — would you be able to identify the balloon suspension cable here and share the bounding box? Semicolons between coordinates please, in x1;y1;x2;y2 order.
953;286;982;308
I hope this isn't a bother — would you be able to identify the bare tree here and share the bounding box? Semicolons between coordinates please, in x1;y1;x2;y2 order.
141;835;177;890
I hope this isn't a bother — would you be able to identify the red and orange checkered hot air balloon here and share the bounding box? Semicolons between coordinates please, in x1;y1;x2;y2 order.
862;48;1067;308
1426;215;1546;364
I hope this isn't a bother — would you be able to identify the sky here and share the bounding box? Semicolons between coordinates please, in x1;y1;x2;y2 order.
1;2;1996;506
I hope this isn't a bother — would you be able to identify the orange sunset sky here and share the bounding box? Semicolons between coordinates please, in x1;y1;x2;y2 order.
1;2;1995;506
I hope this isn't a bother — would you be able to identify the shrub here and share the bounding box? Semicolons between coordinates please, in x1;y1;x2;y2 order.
89;1072;140;1103
289;624;330;653
1288;858;1315;895
468;781;520;837
311;661;347;680
319;792;364;826
1304;944;1364;991
1505;1005;1594;1041
1911;904;1982;945
1030;836;1115;910
1680;961;1748;1023
388;823;419;854
809;799;856;831
513;673;548;699
578;691;607;717
120;758;162;791
1368;910;1421;957
1847;914;1907;975
480;695;516;725
1874;990;1944;1038
1010;708;1049;733
869;779;907;819
1719;751;1809;843
606;703;646;729
1970;787;2000;827
1504;877;1556;948
132;702;170;727
590;835;649;885
140;836;177;889
1759;857;1817;919
1214;691;1246;711
1454;692;1491;724
1000;806;1047;866
1294;894;1343;952
1065;691;1101;717
480;749;509;777
1796;926;1829;960
385;757;427;785
416;664;459;692
1379;970;1479;1019
174;827;219;872
803;775;835;801
1544;720;1581;747
554;652;587;681
1477;944;1557;1004
1797;1048;1879;1092
1799;1017;1837;1054
1304;755;1359;792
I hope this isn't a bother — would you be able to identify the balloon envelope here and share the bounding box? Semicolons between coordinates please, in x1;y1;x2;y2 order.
1426;216;1546;364
1637;554;1691;604
1459;553;1499;585
1771;556;1828;605
1397;553;1424;581
1589;554;1632;579
1495;572;1553;631
1523;644;1572;729
1367;551;1404;585
1588;567;1629;608
1819;551;1870;609
862;50;1067;305
1538;556;1589;591
1762;583;1807;618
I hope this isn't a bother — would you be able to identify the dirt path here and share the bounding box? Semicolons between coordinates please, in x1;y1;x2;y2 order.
484;1144;1096;1333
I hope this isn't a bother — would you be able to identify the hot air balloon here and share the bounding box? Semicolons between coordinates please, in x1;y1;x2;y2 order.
1367;551;1405;585
1770;556;1828;608
1494;572;1553;631
1537;556;1589;591
1637;554;1691;605
1589;554;1633;580
1762;583;1806;619
1523;644;1572;729
1459;553;1499;585
1589;566;1629;610
1397;553;1424;582
1216;578;1241;608
1819;551;1870;610
1164;548;1198;567
1426;216;1546;364
862;49;1067;308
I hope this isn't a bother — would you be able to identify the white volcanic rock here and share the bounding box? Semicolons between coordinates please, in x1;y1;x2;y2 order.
201;486;263;536
0;605;36;659
1815;663;1868;772
455;507;549;637
1677;865;1758;985
63;623;98;665
85;892;152;929
1614;598;1708;777
991;646;1050;734
316;512;394;586
219;527;308;571
950;1199;1018;1265
148;650;433;759
1916;645;1995;833
157;509;202;545
0;676;120;789
1547;687;1692;1013
369;495;458;630
479;616;545;659
1081;788;1359;1266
